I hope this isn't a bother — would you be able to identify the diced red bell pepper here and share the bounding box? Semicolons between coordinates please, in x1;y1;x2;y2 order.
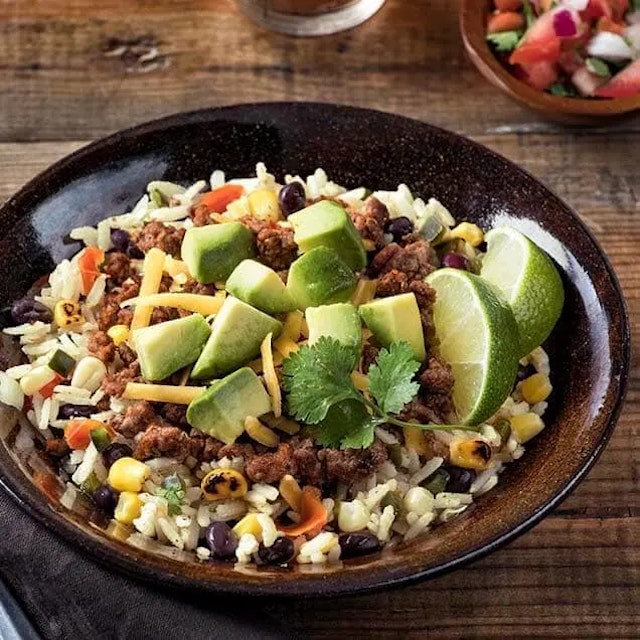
199;185;244;214
39;373;64;399
78;246;105;295
519;60;560;90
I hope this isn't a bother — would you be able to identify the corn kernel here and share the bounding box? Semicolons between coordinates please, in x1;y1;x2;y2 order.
338;500;370;533
70;356;106;393
449;438;492;470
350;371;369;392
107;324;130;346
19;365;56;396
520;373;552;404
450;222;484;247
201;468;248;501
108;457;151;492
261;414;300;435
279;474;302;512
248;189;281;222
403;426;430;456
509;413;545;443
232;513;262;538
54;300;83;328
114;491;142;524
244;416;279;448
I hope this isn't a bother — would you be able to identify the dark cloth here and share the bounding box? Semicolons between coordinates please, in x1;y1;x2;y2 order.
0;485;296;640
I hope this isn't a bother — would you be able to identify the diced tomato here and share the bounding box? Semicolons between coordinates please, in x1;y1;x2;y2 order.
572;65;609;96
39;373;64;399
509;9;563;65
199;184;244;214
519;60;560;90
494;0;523;10
77;246;105;295
594;59;640;98
558;49;585;75
580;0;627;21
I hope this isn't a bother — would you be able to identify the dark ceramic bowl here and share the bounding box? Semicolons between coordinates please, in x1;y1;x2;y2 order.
0;103;630;597
460;0;640;124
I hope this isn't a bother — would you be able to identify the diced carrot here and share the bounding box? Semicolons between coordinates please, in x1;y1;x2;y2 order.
596;16;626;35
64;418;113;450
199;185;244;213
39;372;64;399
487;11;526;33
78;246;105;295
279;487;328;538
494;0;523;10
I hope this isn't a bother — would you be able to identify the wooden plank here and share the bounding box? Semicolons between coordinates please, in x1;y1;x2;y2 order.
0;0;639;141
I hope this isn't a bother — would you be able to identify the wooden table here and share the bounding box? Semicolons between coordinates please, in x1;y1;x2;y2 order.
1;1;638;637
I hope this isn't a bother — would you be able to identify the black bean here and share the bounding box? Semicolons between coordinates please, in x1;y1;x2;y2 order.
102;442;133;468
278;182;306;217
58;404;95;419
338;532;380;559
384;216;414;242
258;536;295;565
445;466;477;493
93;485;119;516
10;297;53;325
125;243;144;259
110;229;130;253
205;522;238;561
442;253;469;270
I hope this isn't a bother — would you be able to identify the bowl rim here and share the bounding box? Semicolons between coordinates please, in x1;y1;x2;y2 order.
0;102;631;598
459;0;640;117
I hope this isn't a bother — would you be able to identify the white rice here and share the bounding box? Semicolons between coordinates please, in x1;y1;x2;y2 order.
409;456;444;486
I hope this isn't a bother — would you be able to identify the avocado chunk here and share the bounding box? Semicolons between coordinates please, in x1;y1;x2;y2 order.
186;367;271;444
359;293;426;362
288;200;366;271
306;303;362;364
226;259;297;315
133;314;211;381
287;247;358;310
191;296;282;379
181;222;255;284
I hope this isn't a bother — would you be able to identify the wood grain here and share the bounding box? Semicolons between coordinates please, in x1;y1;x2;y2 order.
2;0;640;636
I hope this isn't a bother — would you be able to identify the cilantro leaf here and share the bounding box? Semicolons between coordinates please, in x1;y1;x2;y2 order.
486;30;523;53
368;342;421;415
313;399;376;449
548;82;578;97
158;473;185;516
282;337;362;424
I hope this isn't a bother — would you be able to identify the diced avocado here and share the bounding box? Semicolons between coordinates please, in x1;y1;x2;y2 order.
181;222;255;284
306;303;362;363
133;314;211;381
287;247;357;310
359;293;426;362
186;367;271;444
288;200;366;271
190;296;282;379
226;259;297;315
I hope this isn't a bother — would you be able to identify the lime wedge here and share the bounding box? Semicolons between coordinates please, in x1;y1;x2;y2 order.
425;269;520;425
480;226;564;358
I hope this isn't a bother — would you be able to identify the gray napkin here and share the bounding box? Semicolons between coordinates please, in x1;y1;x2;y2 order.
0;485;296;640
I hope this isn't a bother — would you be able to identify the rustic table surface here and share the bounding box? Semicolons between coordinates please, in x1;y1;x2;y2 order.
1;0;639;637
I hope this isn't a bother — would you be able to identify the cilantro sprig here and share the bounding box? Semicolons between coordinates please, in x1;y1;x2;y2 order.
158;473;185;516
282;337;477;450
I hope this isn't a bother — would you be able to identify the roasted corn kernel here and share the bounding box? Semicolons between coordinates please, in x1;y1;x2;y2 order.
114;491;142;524
232;513;262;538
520;373;552;404
279;474;302;512
403;426;430;456
107;324;130;346
248;189;281;221
201;468;248;501
107;457;151;492
53;300;84;328
450;222;484;247
509;413;545;443
244;416;279;448
449;438;492;470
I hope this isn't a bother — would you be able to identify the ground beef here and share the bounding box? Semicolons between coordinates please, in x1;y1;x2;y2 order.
419;355;454;396
245;443;296;484
44;437;70;460
182;279;218;296
116;342;137;366
101;360;140;398
150;306;181;325
87;331;116;365
189;434;224;462
239;216;267;235
319;440;388;485
97;278;140;331
399;398;443;425
190;203;212;227
101;252;135;287
159;403;189;429
256;226;298;271
289;436;324;486
217;442;257;461
132;221;185;258
110;400;157;438
348;197;389;250
361;340;380;374
369;240;438;281
134;423;192;462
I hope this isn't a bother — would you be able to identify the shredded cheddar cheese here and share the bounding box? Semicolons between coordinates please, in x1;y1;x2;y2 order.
260;332;282;417
123;382;206;404
121;292;225;316
129;248;166;333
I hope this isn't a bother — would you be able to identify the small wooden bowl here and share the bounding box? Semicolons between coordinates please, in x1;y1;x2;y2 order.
460;0;640;124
